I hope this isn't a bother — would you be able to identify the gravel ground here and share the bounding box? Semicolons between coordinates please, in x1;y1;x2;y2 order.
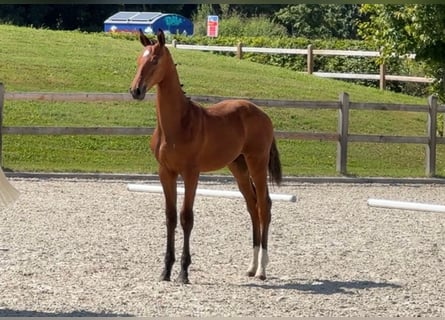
0;177;444;316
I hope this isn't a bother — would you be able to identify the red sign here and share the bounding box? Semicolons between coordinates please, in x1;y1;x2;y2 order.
207;15;219;37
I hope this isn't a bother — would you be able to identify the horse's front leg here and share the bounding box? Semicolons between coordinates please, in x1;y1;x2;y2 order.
177;171;199;284
159;166;178;281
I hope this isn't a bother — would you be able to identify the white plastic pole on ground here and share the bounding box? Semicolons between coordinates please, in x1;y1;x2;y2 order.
367;198;445;213
127;184;297;202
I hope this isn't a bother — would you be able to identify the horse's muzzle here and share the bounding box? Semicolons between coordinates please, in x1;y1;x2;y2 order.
130;86;146;100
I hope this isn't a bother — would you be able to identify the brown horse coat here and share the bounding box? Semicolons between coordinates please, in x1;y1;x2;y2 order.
130;29;282;283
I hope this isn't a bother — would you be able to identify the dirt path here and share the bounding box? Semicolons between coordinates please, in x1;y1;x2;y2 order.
1;177;444;316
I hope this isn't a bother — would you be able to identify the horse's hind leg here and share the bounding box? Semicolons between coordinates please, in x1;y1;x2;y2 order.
245;155;272;280
228;155;260;277
159;166;178;281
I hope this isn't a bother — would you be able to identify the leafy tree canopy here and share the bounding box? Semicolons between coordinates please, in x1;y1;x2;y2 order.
358;4;445;99
274;4;362;39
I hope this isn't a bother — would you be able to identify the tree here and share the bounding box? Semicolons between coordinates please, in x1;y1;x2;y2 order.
274;4;362;39
358;4;445;100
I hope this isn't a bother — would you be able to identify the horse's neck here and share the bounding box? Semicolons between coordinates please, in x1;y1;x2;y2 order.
155;62;190;135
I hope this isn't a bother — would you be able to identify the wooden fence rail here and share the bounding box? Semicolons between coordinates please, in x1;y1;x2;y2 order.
1;84;445;176
170;42;434;91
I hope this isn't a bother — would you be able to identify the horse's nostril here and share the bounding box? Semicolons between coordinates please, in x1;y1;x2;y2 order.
130;86;146;100
130;87;141;98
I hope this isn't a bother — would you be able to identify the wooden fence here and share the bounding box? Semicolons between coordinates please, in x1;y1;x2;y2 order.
171;42;434;91
1;83;445;176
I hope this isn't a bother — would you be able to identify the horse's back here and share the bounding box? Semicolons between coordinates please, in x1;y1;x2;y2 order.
206;99;273;128
205;99;274;152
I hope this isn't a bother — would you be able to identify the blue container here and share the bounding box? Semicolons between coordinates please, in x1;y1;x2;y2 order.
104;11;194;35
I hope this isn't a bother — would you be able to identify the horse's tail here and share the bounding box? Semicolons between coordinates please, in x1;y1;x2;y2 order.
268;138;282;186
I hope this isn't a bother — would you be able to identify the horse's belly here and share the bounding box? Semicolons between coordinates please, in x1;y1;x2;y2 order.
197;146;241;172
153;131;242;172
157;147;238;173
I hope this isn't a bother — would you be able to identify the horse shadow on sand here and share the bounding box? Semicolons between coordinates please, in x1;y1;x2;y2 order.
0;309;134;317
242;278;402;295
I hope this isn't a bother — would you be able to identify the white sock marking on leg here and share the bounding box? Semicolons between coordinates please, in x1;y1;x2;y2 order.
255;248;268;279
247;246;260;275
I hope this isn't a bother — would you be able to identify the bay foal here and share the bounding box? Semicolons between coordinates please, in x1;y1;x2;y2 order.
130;29;282;284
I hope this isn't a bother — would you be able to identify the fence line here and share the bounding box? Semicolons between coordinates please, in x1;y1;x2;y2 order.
170;42;434;90
1;85;445;176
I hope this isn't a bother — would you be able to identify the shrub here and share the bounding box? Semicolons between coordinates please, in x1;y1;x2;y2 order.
172;34;431;97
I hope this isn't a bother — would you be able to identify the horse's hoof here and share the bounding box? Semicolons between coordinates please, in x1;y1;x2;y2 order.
159;272;171;282
256;274;266;281
246;271;255;277
177;277;190;284
177;272;190;284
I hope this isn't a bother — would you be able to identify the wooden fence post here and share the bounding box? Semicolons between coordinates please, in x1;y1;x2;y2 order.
426;95;438;177
307;44;313;74
337;92;349;175
379;63;386;90
378;47;386;91
236;42;243;59
0;83;4;167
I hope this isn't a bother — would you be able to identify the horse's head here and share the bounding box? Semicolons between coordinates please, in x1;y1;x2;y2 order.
130;29;167;100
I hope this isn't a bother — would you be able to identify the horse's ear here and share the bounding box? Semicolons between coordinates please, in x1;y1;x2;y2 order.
157;29;165;47
138;29;153;47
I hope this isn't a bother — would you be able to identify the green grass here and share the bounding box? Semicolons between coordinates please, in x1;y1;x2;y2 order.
1;24;443;177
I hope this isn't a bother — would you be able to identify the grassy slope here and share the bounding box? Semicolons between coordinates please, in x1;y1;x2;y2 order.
1;25;443;177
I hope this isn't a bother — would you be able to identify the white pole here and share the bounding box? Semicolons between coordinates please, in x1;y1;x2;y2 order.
367;198;445;213
127;184;297;202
